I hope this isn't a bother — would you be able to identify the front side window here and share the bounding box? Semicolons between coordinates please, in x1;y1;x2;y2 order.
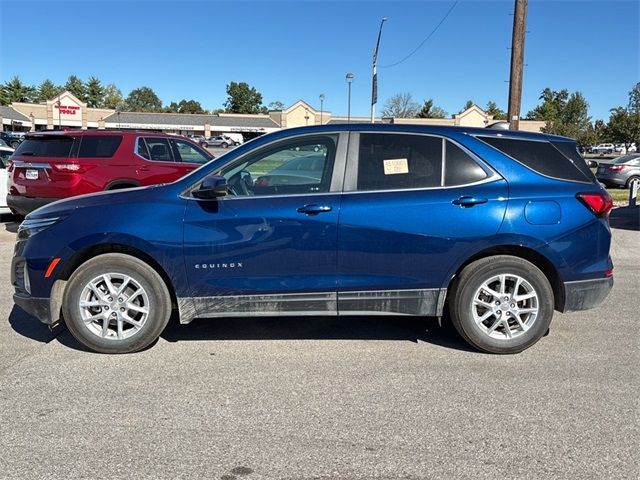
171;139;210;164
141;137;173;162
218;135;337;197
357;134;443;190
78;136;122;158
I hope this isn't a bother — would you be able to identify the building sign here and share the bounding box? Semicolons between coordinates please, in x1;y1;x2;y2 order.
54;104;80;115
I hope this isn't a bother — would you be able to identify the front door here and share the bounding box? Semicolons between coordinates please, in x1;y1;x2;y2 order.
183;133;347;317
337;132;508;316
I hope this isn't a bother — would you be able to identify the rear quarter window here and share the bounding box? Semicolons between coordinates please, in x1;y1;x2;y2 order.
78;136;122;158
478;136;591;183
13;137;74;158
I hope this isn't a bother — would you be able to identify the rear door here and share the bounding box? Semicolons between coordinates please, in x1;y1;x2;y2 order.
169;138;212;175
336;132;508;316
135;136;192;185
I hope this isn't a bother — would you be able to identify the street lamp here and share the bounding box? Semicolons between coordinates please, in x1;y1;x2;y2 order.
371;17;387;123
304;108;310;126
319;93;325;125
346;73;354;123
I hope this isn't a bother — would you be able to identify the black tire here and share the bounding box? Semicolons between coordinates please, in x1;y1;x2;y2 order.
625;175;640;189
449;255;554;354
62;253;172;354
221;142;229;148
10;141;19;149
106;183;137;191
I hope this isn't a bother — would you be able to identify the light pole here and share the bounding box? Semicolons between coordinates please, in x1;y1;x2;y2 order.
319;93;325;125
304;108;310;126
371;17;387;123
346;73;354;123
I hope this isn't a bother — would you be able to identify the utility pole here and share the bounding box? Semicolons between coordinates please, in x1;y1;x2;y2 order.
371;17;387;123
507;0;528;130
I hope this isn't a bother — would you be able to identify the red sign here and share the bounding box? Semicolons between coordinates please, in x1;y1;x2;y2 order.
55;104;80;115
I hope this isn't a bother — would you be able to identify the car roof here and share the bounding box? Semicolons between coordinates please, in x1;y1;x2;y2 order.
274;123;576;143
23;130;186;139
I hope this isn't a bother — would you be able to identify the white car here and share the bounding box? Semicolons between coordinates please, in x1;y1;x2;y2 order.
590;143;615;154
0;146;14;214
616;143;637;154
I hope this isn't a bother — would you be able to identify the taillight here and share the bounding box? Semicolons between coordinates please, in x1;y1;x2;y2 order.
7;160;14;172
576;191;613;217
608;165;625;171
51;163;86;173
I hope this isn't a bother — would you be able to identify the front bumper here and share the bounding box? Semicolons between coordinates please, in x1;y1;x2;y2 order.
562;277;613;312
13;292;54;324
6;195;57;216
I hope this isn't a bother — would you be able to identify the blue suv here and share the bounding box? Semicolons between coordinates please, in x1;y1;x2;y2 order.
11;125;613;354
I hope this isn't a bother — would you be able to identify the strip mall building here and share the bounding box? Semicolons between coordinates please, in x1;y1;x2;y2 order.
1;91;544;138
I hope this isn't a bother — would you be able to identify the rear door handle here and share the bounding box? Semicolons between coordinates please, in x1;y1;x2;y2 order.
452;196;488;207
138;165;150;172
297;204;332;215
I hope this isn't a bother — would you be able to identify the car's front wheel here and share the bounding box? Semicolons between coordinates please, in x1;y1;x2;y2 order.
449;255;554;354
62;253;172;354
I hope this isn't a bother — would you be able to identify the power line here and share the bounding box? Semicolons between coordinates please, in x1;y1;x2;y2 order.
381;1;459;69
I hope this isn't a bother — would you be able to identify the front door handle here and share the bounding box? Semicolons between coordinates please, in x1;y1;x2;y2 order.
297;204;332;215
452;196;488;207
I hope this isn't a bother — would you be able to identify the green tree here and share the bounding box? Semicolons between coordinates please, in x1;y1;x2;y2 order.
102;84;124;109
526;88;591;140
124;86;162;112
0;76;32;104
416;99;447;119
177;99;205;114
460;100;474;112
37;79;62;102
605;84;640;151
268;101;285;110
485;101;507;120
64;75;86;102
224;81;266;114
85;76;105;108
381;92;419;118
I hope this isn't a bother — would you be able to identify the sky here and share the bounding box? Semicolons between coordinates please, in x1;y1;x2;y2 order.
0;0;638;120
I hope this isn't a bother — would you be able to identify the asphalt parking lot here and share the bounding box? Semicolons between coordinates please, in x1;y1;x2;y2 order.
0;209;638;479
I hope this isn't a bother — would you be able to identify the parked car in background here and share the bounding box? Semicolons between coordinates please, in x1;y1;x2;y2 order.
0;131;24;149
188;135;206;144
201;135;235;148
590;143;616;154
0;145;15;214
595;154;640;188
614;143;637;154
7;130;213;215
222;133;244;145
12;124;613;355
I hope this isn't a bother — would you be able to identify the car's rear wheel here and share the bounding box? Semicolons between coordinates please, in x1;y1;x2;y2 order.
221;142;229;148
62;253;171;354
449;255;554;354
10;141;19;148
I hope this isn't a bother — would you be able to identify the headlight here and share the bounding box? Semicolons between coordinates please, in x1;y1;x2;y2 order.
17;217;65;240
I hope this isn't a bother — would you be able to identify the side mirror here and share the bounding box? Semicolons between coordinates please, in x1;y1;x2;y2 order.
587;160;598;168
192;175;228;199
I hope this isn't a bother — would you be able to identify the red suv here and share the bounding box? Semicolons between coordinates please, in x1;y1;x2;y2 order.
7;131;213;215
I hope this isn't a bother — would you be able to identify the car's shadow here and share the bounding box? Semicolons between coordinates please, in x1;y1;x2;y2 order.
1;213;22;233
9;304;475;353
160;314;475;352
609;206;639;231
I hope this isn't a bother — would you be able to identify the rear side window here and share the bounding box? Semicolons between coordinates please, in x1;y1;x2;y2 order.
13;137;74;158
78;136;122;158
358;134;442;190
141;137;173;162
445;142;488;186
551;141;597;182
479;136;591;182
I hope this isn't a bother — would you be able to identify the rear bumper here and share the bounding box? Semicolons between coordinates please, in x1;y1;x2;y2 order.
562;277;613;312
6;195;57;216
